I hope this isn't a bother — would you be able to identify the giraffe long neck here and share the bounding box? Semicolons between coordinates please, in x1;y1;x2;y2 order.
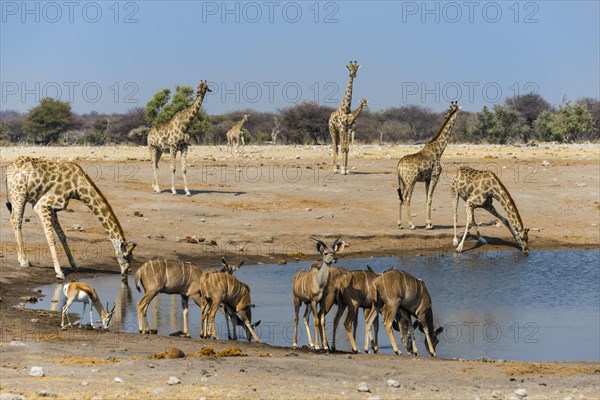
174;92;206;131
236;119;247;130
76;169;127;250
425;111;459;159
349;103;366;123
493;181;524;231
339;75;354;114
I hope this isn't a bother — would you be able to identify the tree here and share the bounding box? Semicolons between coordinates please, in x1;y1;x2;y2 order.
577;98;600;140
488;105;529;144
24;98;73;144
533;111;558;142
552;102;594;142
381;105;439;142
469;106;496;142
280;102;334;144
0;110;26;143
505;93;551;141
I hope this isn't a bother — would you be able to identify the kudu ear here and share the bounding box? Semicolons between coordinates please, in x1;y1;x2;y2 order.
413;320;425;333
392;319;400;332
366;265;374;273
332;239;347;253
311;237;327;254
253;320;261;328
221;257;228;268
435;326;444;336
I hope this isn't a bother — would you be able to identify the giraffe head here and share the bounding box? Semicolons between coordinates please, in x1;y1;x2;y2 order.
242;114;250;122
443;101;461;119
196;80;213;98
116;242;137;276
346;61;360;78
360;98;368;109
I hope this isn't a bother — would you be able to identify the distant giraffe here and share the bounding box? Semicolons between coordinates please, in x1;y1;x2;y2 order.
147;80;212;196
329;61;360;174
5;156;136;280
451;166;529;252
226;114;249;154
348;98;368;145
396;101;460;230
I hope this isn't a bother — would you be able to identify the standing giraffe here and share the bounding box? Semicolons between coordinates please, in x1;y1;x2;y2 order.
5;156;136;280
396;101;460;230
226;114;249;154
348;98;368;145
148;80;212;196
451;166;529;252
329;61;360;174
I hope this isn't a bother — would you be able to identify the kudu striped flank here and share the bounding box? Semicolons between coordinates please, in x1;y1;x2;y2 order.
201;263;261;343
365;269;443;357
292;237;347;351
135;258;204;337
61;281;115;330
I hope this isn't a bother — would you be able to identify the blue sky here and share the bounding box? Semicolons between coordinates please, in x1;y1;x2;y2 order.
1;1;598;115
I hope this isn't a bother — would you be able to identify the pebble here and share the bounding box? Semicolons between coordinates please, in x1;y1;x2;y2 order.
542;160;550;166
315;215;324;220
357;382;370;393
81;381;89;386
387;379;400;388
305;207;312;212
114;377;124;383
492;390;503;398
30;318;39;323
514;388;527;398
168;376;181;385
367;397;380;400
72;224;84;231
148;364;155;368
200;218;206;222
29;366;44;377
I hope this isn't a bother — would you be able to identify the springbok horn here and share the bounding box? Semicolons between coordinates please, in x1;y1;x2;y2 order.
110;302;116;313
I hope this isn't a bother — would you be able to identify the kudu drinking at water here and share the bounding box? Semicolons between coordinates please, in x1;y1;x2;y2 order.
135;258;245;338
292;237;347;351
365;269;443;357
332;266;413;354
200;261;261;342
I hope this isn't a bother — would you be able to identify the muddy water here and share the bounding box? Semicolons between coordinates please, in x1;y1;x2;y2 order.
27;250;600;361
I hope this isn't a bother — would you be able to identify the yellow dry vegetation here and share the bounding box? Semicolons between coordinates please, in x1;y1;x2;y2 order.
503;362;600;376
56;357;120;366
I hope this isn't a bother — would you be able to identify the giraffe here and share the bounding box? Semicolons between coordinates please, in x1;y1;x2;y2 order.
226;114;249;154
451;166;529;252
329;61;360;174
5;156;137;280
148;80;212;196
396;101;460;230
348;98;368;145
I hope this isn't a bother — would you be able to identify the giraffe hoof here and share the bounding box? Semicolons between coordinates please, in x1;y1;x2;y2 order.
397;224;403;230
409;225;416;230
425;224;434;230
185;191;191;197
452;239;459;246
56;272;65;280
20;261;31;268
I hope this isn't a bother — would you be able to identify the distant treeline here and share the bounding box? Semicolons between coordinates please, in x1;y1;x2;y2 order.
1;91;598;146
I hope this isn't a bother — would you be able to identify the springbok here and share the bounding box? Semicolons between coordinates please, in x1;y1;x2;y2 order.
365;269;443;357
135;258;205;337
200;268;261;342
61;281;115;330
292;237;347;351
332;266;413;354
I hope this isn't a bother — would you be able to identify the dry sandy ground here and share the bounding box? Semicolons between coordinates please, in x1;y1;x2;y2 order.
0;144;599;399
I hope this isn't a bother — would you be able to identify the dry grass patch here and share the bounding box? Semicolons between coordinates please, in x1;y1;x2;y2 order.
503;362;600;376
37;333;64;341
190;346;247;358
56;357;120;366
149;348;186;359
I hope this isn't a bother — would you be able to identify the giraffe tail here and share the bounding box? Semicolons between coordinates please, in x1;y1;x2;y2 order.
5;178;11;213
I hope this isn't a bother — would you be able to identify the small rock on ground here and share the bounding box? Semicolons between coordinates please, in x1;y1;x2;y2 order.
514;388;528;398
387;379;400;388
0;394;28;400
357;382;370;393
29;366;44;377
168;376;181;385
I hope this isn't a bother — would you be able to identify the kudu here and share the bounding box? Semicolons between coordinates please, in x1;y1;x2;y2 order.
61;281;115;330
135;258;204;337
200;265;261;342
292;237;347;351
332;266;413;354
365;269;443;357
